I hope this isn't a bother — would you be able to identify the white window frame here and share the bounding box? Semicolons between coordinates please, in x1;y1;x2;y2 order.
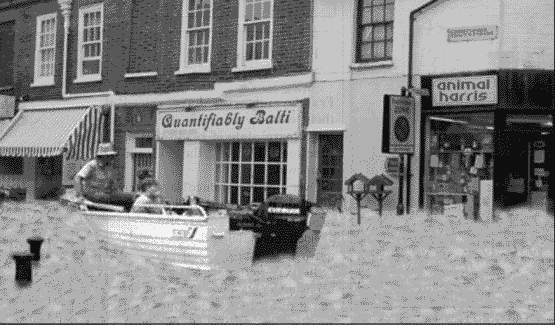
176;0;213;75
32;13;57;87
232;0;274;72
75;3;104;83
214;141;288;206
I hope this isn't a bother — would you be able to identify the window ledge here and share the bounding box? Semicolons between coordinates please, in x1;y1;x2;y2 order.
350;60;394;70
231;62;273;73
174;65;211;75
74;75;102;83
124;71;158;78
30;80;55;88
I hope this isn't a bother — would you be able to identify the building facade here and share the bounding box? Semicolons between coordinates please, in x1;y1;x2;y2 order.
310;0;553;217
0;0;314;204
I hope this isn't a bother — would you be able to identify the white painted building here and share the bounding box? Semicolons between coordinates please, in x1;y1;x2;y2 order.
309;0;554;217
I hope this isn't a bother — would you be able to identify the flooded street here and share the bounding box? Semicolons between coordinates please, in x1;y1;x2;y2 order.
0;201;553;323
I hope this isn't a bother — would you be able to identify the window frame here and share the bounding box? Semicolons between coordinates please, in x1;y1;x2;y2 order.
176;0;214;75
75;3;104;83
233;0;274;72
355;0;395;63
214;141;288;206
32;13;57;87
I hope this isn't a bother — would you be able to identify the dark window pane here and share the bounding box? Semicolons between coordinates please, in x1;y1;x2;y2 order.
196;11;202;28
188;0;195;11
232;142;240;161
268;142;281;162
282;166;287;186
282;142;287;162
203;9;210;26
360;43;372;59
373;5;384;23
242;142;253;162
254;142;266;162
241;164;252;184
255;42;262;60
240;187;250;205
255;23;263;40
231;164;239;183
385;4;394;21
267;165;280;185
263;41;269;59
246;25;254;41
281;187;287;194
362;7;372;24
267;187;280;199
253;187;265;203
223;143;230;162
254;164;265;184
188;12;195;29
203;45;209;63
230;186;238;204
246;43;253;61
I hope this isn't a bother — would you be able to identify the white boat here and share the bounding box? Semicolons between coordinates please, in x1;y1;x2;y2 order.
61;192;255;271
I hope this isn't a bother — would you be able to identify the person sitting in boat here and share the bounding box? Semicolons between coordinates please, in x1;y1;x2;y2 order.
131;177;165;214
74;143;136;212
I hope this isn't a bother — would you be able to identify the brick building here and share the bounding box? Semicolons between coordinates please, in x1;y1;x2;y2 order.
310;0;553;218
0;0;313;203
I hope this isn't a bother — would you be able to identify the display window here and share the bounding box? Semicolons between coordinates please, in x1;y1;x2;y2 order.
215;141;288;205
424;112;494;217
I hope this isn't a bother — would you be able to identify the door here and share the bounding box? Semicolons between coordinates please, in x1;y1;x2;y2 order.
35;156;63;200
317;134;344;208
498;131;530;209
132;153;154;191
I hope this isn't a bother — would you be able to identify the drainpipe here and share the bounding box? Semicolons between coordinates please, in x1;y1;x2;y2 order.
58;0;115;143
406;0;440;214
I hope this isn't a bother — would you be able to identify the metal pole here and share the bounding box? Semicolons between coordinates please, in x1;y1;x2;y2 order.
357;194;361;225
397;154;405;215
406;153;412;214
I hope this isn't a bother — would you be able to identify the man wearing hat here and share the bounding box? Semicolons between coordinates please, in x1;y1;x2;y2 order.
74;143;136;212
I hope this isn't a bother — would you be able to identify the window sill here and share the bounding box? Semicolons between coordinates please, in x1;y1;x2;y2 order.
350;60;394;70
30;80;55;87
124;71;158;78
74;75;102;83
231;62;273;73
174;65;211;75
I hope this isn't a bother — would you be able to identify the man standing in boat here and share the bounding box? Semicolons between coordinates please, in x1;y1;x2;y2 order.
74;143;136;212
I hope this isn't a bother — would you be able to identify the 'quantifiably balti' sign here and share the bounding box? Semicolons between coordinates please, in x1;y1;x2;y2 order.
157;104;302;140
432;75;497;107
447;25;498;43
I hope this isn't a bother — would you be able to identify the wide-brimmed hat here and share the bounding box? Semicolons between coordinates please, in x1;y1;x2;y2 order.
96;143;117;156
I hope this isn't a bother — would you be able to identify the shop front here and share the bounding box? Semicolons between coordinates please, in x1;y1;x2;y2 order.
420;70;554;218
155;101;308;205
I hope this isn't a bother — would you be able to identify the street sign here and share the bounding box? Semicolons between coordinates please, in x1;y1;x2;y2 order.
385;156;400;178
382;95;415;154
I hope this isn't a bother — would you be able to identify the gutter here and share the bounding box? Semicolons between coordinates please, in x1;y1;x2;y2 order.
407;0;441;90
58;0;115;142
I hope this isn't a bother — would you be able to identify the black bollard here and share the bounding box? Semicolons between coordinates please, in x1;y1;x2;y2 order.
11;252;34;287
27;237;45;261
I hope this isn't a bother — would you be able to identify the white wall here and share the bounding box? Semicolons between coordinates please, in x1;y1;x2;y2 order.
413;0;501;75
156;140;184;203
0;157;36;200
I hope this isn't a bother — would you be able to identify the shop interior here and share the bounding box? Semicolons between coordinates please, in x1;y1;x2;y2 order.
424;112;552;218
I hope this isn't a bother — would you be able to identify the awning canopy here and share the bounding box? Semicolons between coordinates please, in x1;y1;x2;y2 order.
0;106;104;159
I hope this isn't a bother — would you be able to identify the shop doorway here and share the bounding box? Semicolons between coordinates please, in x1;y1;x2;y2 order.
499;114;552;212
317;134;344;208
35;156;63;200
132;153;154;191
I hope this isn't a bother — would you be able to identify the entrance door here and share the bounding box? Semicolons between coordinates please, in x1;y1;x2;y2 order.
317;134;344;208
35;156;63;200
132;153;154;191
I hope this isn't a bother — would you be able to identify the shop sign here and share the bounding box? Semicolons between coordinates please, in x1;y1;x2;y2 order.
382;95;415;154
432;75;497;107
157;104;302;140
447;25;498;43
384;156;400;178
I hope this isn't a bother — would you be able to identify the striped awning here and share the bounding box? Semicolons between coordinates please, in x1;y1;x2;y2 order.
0;106;104;159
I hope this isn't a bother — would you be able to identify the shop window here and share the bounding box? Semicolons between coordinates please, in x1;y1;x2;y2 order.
215;141;287;205
0;157;24;175
424;113;494;217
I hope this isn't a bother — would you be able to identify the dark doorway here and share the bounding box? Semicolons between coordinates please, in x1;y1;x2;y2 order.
316;134;344;208
35;156;63;200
